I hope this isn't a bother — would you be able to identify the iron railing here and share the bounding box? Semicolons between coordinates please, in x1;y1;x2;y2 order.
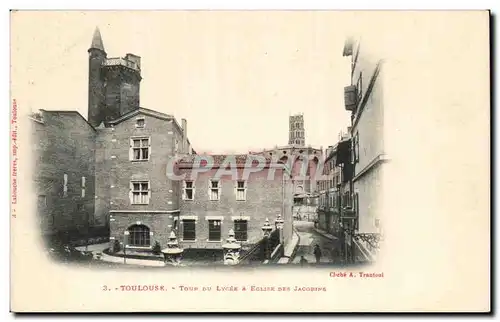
237;229;282;265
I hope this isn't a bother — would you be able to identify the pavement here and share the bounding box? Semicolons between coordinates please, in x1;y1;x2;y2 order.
75;242;165;267
277;230;300;264
75;242;109;252
292;221;342;264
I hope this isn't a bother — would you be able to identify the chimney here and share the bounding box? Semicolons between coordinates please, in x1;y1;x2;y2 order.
182;118;188;154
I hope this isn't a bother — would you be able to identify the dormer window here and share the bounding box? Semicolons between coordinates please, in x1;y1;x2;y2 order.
136;118;145;128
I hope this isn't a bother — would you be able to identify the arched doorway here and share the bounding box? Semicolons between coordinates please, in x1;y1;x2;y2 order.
127;224;151;247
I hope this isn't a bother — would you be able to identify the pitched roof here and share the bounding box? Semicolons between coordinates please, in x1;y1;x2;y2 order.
90;27;105;52
105;107;174;125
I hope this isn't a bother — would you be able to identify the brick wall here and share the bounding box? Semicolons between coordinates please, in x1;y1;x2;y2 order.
31;111;96;237
101;112;185;248
177;165;289;250
102;66;141;120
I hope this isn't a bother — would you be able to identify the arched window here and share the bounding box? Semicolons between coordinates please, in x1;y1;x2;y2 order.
127;224;151;247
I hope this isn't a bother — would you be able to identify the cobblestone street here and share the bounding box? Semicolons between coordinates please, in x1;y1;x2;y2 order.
292;221;341;265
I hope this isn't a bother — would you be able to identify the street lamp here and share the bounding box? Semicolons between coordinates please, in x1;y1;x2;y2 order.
222;229;241;265
123;230;129;264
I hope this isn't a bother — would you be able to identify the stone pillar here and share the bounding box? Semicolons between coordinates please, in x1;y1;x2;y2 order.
161;231;184;266
274;214;284;244
222;229;241;265
261;218;273;260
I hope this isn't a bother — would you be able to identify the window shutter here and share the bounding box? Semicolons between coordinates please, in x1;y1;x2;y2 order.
182;181;186;200
129;138;133;161
355;193;359;230
233;181;237;198
148;136;152;159
147;182;151;204
129;182;133;204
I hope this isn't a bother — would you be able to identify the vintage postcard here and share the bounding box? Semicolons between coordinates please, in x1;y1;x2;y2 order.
9;10;490;312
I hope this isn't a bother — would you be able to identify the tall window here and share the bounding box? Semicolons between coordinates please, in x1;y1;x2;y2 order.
130;137;150;161
63;173;68;197
208;220;222;241
81;176;86;198
357;72;363;105
183;181;194;200
353;132;360;163
37;195;47;216
131;181;150;204
128;224;150;247
209;180;220;201
234;220;248;241
236;181;246;201
182;220;196;241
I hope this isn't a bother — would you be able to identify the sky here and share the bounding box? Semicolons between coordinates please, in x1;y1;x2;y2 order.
11;11;353;154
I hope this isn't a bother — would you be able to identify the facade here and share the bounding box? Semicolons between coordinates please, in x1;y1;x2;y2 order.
176;155;293;250
30;110;97;243
316;131;350;237
250;113;323;221
288;113;305;146
31;27;294;258
341;37;387;261
88;27;142;127
30;27;194;249
103;108;192;251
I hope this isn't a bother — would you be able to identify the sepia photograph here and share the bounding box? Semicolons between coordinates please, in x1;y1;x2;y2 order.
10;10;490;312
27;17;383;270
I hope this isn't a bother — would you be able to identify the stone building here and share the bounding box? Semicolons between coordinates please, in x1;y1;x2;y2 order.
30;27;293;255
102;108;192;250
250;113;323;221
30;110;97;243
288;113;305;146
341;36;388;262
175;155;294;251
29;27;194;248
316;130;350;237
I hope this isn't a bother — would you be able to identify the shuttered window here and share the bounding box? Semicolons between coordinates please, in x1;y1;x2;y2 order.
234;220;248;241
209;180;220;201
130;181;150;204
208;220;222;241
129;137;151;161
183;181;195;200
182;220;196;241
235;180;247;201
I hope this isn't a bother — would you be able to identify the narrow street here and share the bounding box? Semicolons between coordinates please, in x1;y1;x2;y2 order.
292;221;341;265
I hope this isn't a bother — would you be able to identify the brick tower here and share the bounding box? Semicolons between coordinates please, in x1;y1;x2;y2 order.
87;27;142;127
288;113;305;146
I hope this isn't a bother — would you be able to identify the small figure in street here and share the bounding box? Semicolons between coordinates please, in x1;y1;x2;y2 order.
299;256;308;267
313;244;322;264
